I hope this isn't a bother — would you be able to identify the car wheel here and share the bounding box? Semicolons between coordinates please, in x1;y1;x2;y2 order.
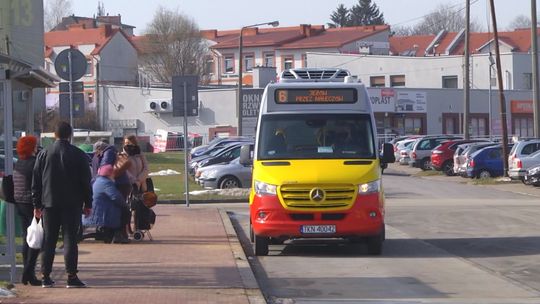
254;235;269;256
219;176;241;189
478;170;491;179
521;177;528;185
442;161;454;176
420;158;431;171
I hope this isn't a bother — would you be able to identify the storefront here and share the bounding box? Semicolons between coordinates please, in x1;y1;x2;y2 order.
511;100;534;138
370;88;427;136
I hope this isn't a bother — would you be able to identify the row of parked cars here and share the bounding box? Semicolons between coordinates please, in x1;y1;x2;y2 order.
391;135;540;185
188;136;254;189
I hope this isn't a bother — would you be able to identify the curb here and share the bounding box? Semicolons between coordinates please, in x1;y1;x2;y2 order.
218;209;267;304
158;198;247;204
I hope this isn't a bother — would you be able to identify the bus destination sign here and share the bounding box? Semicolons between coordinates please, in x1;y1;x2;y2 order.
275;88;357;104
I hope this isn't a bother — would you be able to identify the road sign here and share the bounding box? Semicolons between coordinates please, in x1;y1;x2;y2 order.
59;93;85;119
172;75;199;117
54;49;87;81
59;81;84;93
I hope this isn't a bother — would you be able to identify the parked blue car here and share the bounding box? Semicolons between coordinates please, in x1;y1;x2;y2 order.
466;145;505;178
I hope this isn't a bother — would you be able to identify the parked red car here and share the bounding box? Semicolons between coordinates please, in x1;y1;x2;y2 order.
431;139;488;175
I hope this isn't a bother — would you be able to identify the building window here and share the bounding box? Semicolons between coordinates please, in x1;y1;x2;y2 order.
470;117;487;137
85;59;92;76
404;117;422;134
205;57;214;75
514;116;534;138
390;75;405;87
224;55;234;74
523;73;532;90
87;92;94;104
443;114;459;134
283;56;294;70
370;76;385;87
264;53;275;67
442;76;458;88
244;54;254;72
302;54;308;68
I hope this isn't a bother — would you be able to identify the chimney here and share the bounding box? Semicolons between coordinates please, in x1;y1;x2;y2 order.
100;24;113;37
201;30;218;40
300;24;313;37
243;27;258;36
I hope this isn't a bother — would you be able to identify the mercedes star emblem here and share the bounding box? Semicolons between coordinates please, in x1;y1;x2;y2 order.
310;188;325;202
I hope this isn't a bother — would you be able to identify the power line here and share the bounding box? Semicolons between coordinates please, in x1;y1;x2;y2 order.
390;0;480;27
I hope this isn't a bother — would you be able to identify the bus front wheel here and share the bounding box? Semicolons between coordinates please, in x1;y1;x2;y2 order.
254;235;269;256
366;227;385;255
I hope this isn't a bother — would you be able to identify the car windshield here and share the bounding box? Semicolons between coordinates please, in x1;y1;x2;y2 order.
258;113;375;160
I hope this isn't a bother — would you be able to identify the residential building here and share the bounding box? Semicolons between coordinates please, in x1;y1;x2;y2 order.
51;15;136;36
44;21;139;128
309;28;540;91
202;24;390;85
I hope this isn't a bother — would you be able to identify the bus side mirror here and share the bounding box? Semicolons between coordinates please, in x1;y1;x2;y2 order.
240;144;253;166
381;143;395;164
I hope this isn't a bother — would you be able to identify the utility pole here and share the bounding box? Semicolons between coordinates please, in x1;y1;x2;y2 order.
532;0;540;137
463;0;471;139
489;0;510;176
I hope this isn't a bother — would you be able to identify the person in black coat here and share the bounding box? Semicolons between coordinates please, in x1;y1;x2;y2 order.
32;122;92;288
13;136;40;286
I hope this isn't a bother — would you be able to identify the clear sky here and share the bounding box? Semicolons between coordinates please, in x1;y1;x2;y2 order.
64;0;534;35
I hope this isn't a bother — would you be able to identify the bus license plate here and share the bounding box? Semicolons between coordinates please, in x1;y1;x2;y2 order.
301;225;336;234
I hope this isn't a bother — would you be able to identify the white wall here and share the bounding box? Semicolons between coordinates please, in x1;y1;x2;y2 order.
100;85;238;140
308;52;526;90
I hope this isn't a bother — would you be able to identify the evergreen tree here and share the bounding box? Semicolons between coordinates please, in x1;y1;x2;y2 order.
349;0;385;26
328;4;350;28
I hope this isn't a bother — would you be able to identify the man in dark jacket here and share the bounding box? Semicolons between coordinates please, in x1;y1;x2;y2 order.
32;122;92;288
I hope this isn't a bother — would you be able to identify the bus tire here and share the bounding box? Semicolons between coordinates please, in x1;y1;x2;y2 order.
367;227;384;255
254;235;269;256
249;220;254;243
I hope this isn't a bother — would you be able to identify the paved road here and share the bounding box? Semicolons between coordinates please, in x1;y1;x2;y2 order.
225;170;540;304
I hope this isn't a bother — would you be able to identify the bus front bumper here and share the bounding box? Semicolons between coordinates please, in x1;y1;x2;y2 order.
251;193;384;239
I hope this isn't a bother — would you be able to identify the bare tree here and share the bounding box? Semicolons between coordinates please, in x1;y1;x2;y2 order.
508;15;532;30
44;0;72;31
140;7;208;84
410;4;483;35
97;1;106;17
391;25;414;37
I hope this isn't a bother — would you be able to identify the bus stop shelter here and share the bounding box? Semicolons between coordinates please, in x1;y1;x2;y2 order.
0;53;58;283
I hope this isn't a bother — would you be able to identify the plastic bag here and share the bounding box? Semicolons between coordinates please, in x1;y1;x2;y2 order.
26;217;44;249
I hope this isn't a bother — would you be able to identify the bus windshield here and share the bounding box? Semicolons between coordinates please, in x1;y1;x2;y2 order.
258;113;375;160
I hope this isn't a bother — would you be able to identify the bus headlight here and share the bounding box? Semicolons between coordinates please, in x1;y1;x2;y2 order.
358;180;380;195
255;181;277;196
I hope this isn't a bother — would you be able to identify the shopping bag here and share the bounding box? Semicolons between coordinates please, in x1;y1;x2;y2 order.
26;217;44;249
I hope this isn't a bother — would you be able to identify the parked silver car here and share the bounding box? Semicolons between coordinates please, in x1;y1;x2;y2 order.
454;142;497;177
508;139;540;180
198;157;252;189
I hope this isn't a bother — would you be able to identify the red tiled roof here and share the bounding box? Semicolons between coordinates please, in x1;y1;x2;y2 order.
206;25;325;49
390;28;538;57
279;25;390;50
389;34;434;56
44;25;138;57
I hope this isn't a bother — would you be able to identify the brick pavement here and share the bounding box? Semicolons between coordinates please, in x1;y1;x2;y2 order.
4;205;264;304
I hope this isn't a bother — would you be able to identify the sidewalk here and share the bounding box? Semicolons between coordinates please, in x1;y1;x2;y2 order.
4;205;265;304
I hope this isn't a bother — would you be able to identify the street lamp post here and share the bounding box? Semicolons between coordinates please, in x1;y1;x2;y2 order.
488;52;495;140
237;20;279;136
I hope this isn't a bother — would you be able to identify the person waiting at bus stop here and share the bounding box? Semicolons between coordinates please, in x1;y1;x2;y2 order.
13;136;41;286
32;122;92;288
